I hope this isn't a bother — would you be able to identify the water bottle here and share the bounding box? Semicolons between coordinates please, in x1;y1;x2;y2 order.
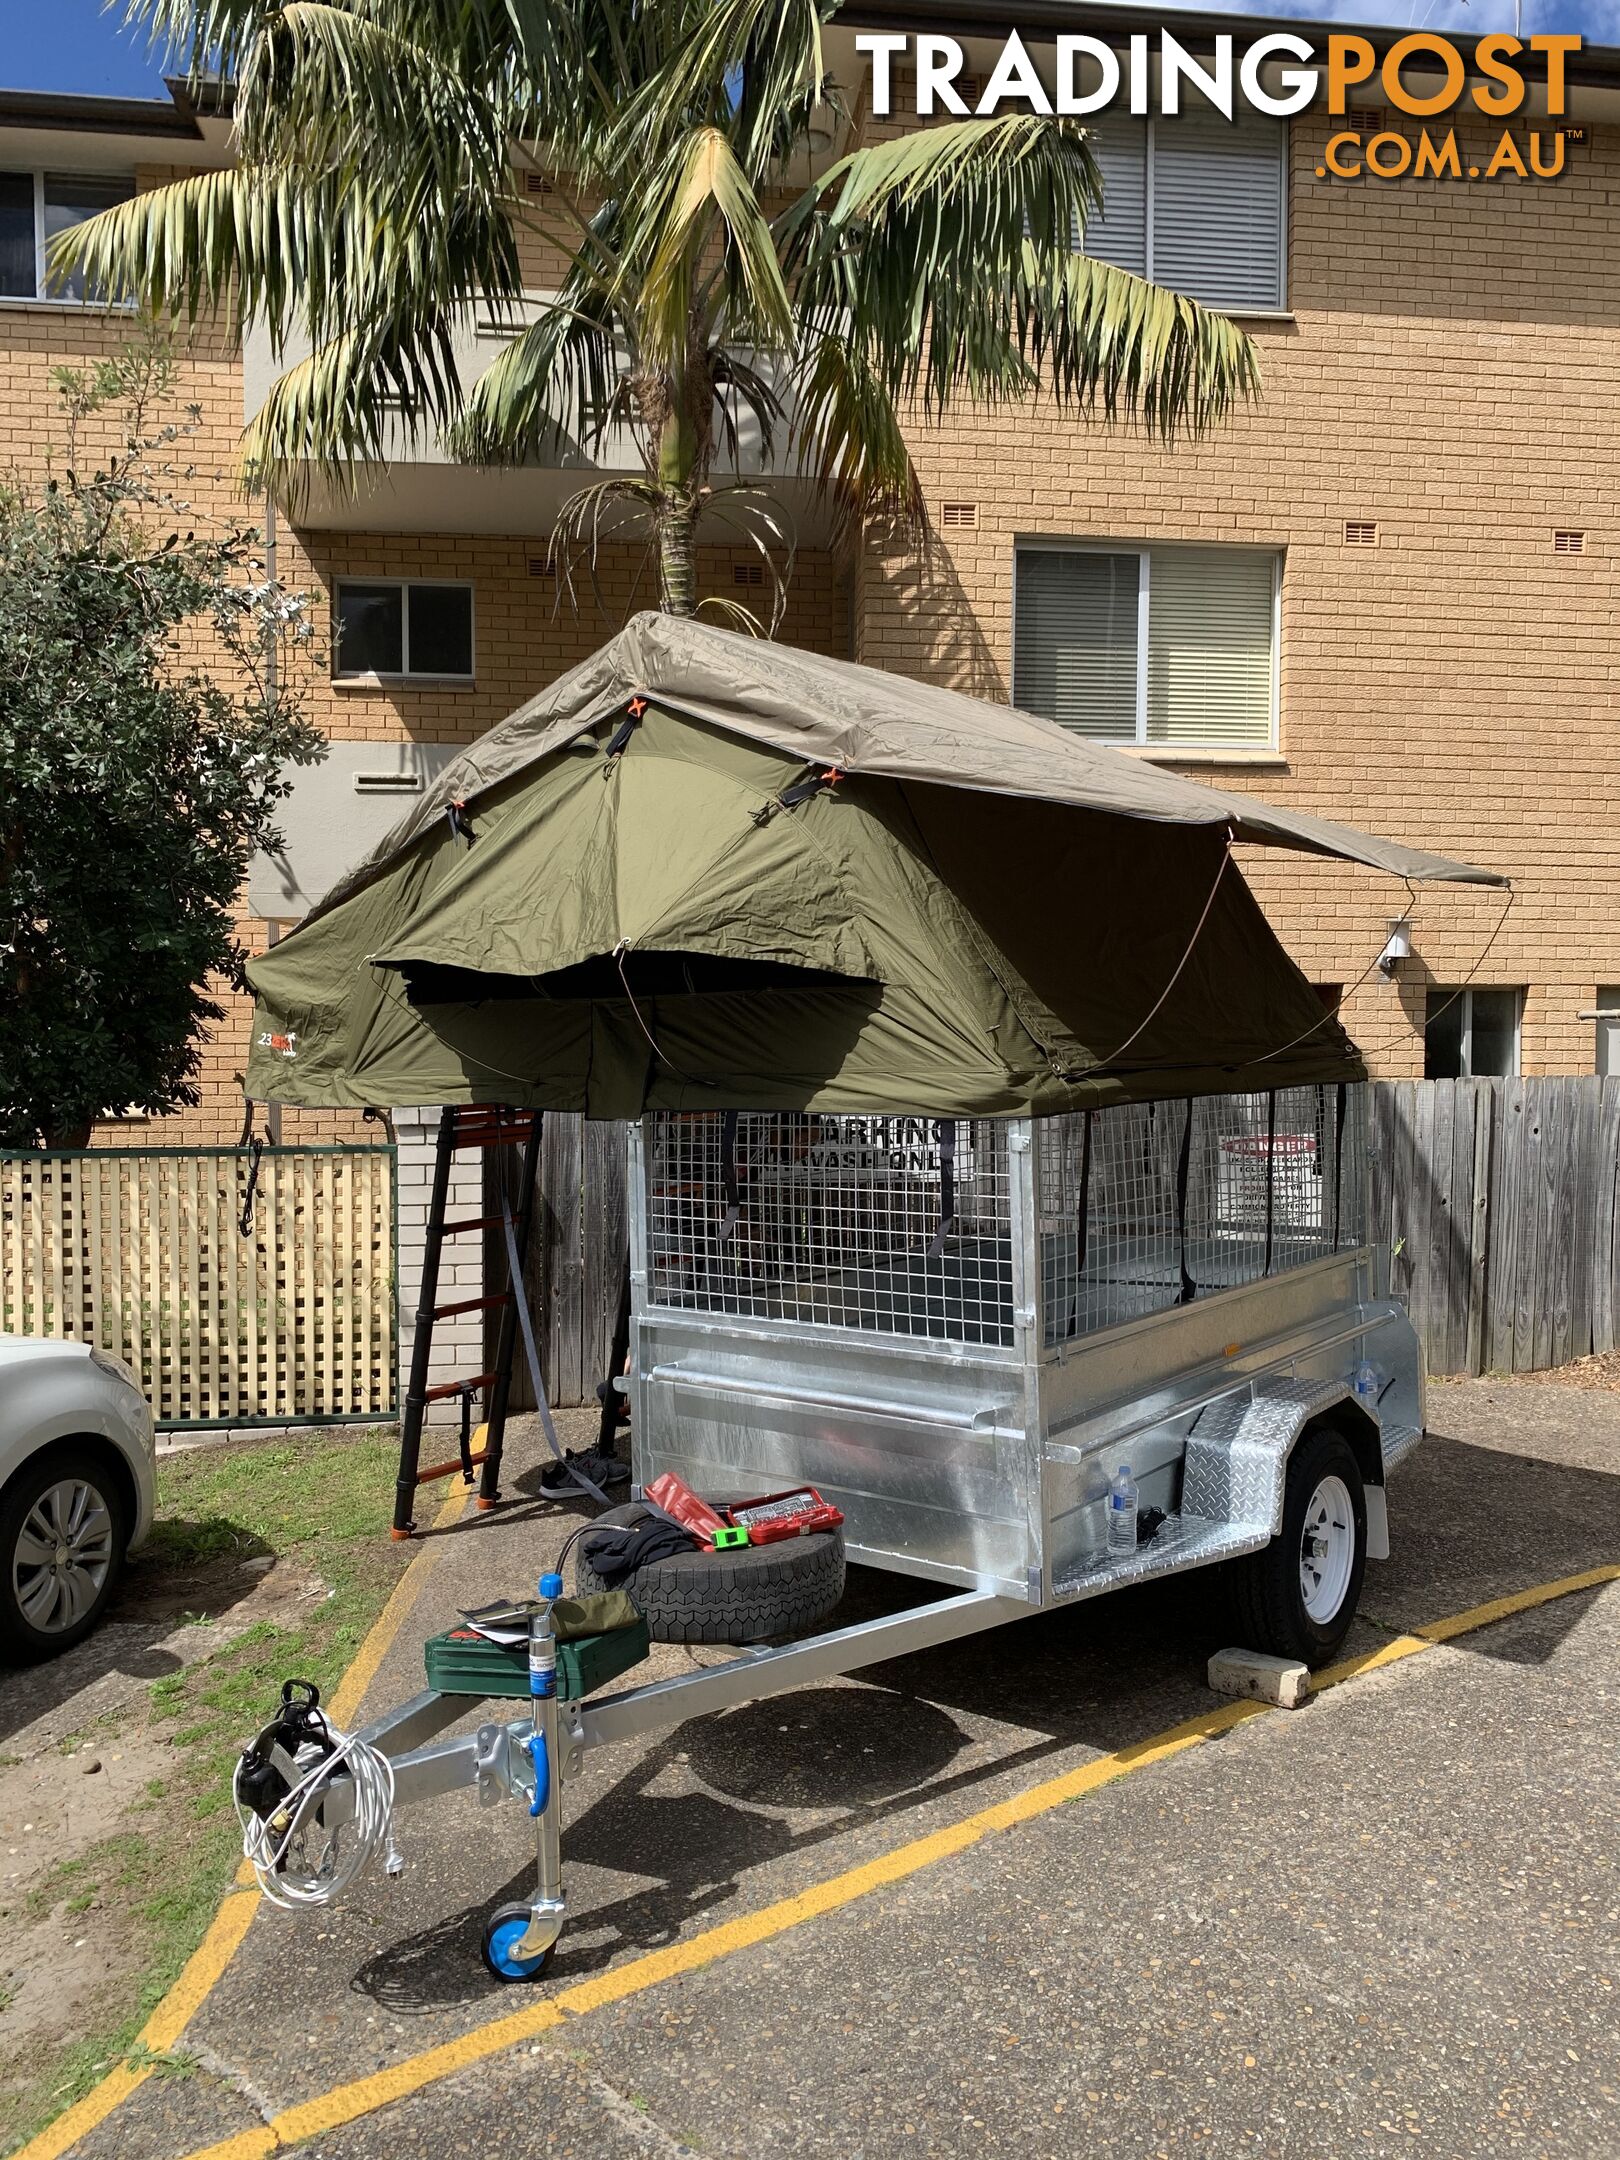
1107;1463;1139;1558
1352;1360;1381;1404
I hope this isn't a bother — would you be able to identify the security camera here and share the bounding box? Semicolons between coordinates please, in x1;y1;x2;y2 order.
1377;917;1412;979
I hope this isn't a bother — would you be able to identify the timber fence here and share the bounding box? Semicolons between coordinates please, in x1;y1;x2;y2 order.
0;1145;396;1428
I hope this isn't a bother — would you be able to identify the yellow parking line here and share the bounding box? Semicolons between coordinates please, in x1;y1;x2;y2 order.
12;1473;470;2160
158;1558;1619;2160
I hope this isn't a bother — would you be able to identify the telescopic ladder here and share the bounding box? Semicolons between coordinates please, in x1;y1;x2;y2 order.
393;1106;543;1538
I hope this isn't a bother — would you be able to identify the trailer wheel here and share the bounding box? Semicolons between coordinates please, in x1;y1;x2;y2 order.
482;1904;556;1983
575;1501;845;1645
1231;1425;1367;1669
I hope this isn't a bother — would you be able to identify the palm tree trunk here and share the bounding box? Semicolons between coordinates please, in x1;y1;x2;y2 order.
658;494;698;616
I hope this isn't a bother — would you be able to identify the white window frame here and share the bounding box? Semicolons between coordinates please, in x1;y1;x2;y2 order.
1595;986;1620;1076
332;577;476;684
1011;538;1282;751
1080;115;1289;314
1426;986;1523;1079
0;169;134;306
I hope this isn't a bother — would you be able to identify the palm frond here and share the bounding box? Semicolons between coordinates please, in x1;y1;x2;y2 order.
240;317;463;497
452;289;623;465
634;126;793;361
784;114;1256;435
620;0;833;181
788;333;923;527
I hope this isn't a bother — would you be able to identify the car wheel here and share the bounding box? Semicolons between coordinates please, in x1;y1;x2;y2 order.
0;1446;127;1662
1230;1424;1367;1669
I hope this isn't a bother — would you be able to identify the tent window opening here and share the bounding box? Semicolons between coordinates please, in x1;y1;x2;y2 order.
1013;543;1279;749
0;170;134;302
1424;986;1522;1079
334;580;474;681
1078;109;1287;313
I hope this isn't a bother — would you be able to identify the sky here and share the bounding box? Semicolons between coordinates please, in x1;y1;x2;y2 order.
0;0;1611;101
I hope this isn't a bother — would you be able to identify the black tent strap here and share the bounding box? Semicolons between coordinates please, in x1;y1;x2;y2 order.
1176;1098;1196;1306
927;1118;957;1261
1332;1081;1348;1250
719;1108;742;1242
445;799;474;846
779;764;844;810
1263;1089;1276;1275
605;696;648;759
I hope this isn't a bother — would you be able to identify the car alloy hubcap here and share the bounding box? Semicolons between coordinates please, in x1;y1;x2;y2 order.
1299;1473;1355;1624
13;1478;114;1634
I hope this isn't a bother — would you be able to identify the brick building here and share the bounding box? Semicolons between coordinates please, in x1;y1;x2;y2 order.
5;10;1620;1148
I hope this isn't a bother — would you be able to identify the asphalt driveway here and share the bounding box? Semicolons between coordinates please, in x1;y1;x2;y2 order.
52;1379;1620;2160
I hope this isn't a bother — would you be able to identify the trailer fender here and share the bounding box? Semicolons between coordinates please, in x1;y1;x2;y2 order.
1183;1377;1391;1559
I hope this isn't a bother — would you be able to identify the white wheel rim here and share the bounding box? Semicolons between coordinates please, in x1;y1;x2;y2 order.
1299;1474;1355;1625
13;1477;114;1634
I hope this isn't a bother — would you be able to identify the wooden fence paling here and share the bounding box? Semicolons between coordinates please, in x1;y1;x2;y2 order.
1367;1076;1620;1379
0;1147;395;1429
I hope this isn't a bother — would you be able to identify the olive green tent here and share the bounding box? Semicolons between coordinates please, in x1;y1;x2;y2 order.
245;614;1502;1118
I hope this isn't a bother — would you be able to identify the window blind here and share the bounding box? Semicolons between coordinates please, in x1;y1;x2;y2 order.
1146;547;1275;745
1078;115;1148;277
1013;549;1140;738
1149;111;1286;311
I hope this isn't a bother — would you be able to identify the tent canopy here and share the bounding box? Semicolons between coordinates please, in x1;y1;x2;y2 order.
246;615;1502;1119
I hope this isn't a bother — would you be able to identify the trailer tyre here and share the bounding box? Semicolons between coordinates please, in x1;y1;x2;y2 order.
482;1904;555;1983
575;1501;845;1645
1231;1425;1367;1669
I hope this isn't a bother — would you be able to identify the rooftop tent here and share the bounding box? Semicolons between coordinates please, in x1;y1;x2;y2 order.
244;614;1503;1119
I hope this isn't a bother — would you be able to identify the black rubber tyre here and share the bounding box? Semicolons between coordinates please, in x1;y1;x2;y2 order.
481;1902;557;1983
0;1443;128;1664
1230;1424;1368;1669
575;1500;845;1645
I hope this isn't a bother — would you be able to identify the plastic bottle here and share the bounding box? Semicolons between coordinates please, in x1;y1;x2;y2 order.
1352;1359;1381;1404
1107;1463;1139;1558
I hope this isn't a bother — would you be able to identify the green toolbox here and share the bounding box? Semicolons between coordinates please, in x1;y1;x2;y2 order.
424;1614;651;1702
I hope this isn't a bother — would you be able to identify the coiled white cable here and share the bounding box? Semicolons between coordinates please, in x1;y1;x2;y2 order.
234;1723;403;1911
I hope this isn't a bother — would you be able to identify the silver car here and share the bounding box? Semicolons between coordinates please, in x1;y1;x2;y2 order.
0;1336;156;1660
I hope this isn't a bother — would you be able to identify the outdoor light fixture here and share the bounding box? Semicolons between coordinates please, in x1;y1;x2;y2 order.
1377;917;1413;979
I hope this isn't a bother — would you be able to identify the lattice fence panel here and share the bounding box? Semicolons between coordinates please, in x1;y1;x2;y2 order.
0;1147;395;1427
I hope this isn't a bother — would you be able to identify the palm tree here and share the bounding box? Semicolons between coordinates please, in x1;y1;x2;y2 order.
66;0;1259;620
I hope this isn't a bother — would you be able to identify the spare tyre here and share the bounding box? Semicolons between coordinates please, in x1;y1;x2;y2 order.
574;1500;845;1645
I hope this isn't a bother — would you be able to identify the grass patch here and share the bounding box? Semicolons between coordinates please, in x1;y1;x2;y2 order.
0;1426;410;2158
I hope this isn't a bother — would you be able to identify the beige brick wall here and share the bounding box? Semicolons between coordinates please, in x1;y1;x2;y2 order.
12;105;1618;1146
856;110;1620;1079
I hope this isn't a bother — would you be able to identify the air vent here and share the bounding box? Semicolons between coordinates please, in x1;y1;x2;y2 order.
887;65;981;110
1554;529;1586;554
1343;519;1378;547
940;501;979;530
527;555;554;578
353;772;426;795
1345;105;1384;132
522;171;553;196
733;563;764;587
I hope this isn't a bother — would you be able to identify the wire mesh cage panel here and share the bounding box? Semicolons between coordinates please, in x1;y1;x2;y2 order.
642;1114;1015;1347
1036;1083;1368;1346
642;1087;1368;1355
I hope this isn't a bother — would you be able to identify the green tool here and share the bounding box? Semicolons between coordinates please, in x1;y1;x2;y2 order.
712;1524;750;1550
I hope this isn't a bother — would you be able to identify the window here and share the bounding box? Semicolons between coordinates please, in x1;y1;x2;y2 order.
1013;543;1279;748
1424;987;1522;1079
333;581;474;680
1080;110;1287;312
1595;988;1620;1076
0;171;133;302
